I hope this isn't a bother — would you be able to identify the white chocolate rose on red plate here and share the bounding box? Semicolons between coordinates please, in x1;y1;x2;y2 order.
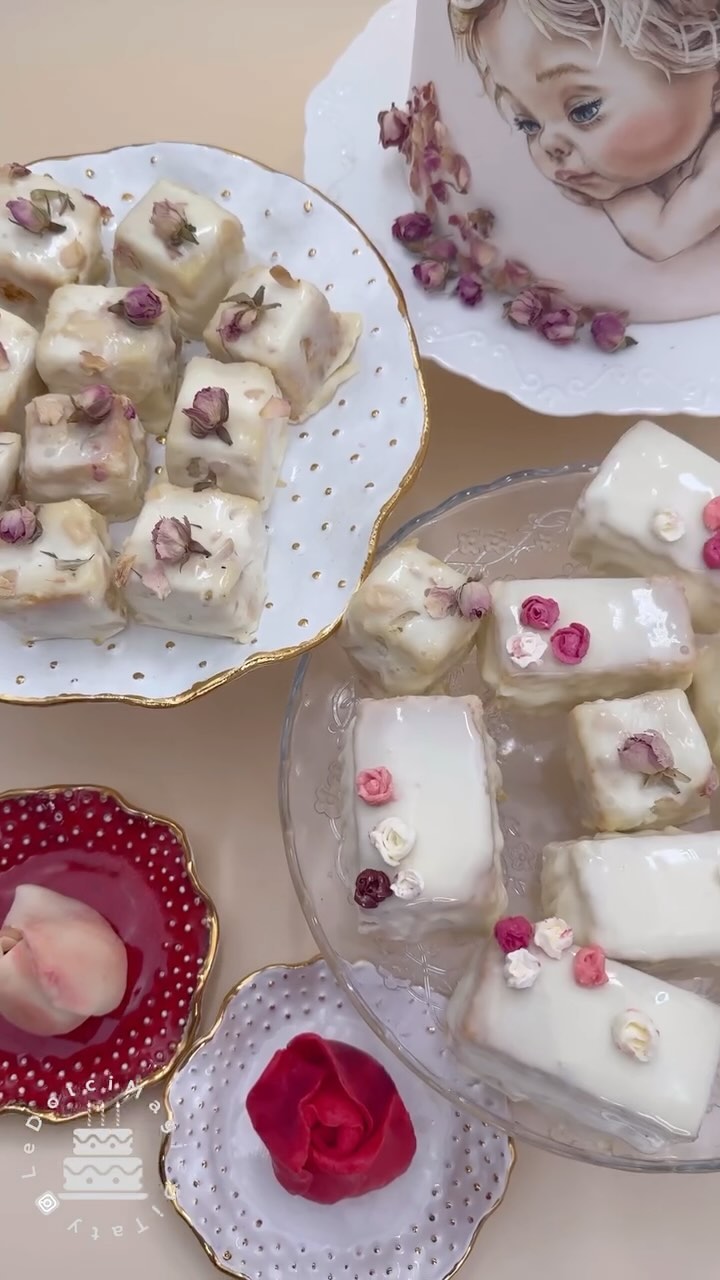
0;884;128;1036
0;167;108;326
204;263;362;420
113;180;246;339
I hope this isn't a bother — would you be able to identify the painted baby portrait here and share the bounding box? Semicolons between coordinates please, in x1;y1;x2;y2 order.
449;0;720;262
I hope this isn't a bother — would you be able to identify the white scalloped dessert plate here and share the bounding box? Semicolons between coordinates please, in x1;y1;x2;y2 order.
2;141;427;706
305;0;720;419
161;957;513;1280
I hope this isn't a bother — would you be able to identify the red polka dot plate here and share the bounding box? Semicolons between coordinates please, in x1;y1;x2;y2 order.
0;785;219;1122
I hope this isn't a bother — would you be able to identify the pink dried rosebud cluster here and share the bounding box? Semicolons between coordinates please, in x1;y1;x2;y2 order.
355;767;394;806
151;515;210;569
519;595;559;630
0;503;41;544
550;622;590;665
68;384;116;424
493;915;533;954
150;199;198;257
383;82;470;217
182;386;232;445
109;285;163;327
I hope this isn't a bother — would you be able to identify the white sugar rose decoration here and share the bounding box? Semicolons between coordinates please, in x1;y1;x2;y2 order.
369;817;416;866
611;1009;659;1063
391;869;424;901
534;917;574;959
503;948;541;990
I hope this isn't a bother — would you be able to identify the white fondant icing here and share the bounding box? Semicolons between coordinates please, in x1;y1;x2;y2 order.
690;638;720;768
0;432;20;504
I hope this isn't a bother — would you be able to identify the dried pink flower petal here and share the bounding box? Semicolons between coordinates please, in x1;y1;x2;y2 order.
260;396;291;420
490;258;533;292
0;342;9;372
550;622;590;665
539;306;579;346
68;384;115;424
504;288;547;329
217;285;280;345
412;259;449;291
182;386;232;446
140;563;171;600
424;584;459;618
82;192;113;224
457;577;490;620
108;285;163;327
378;104;410;150
618;731;690;794
150;199;198;258
424;236;457;262
151;515;210;568
455;274;484;306
0;503;41;544
590;311;637;354
1;163;31;180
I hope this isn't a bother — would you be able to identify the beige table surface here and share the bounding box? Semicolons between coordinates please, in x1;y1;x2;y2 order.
3;1;720;1276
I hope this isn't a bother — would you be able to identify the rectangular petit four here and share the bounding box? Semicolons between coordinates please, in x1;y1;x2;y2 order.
0;433;20;504
569;421;720;633
0;169;108;325
479;577;695;711
117;481;267;641
0;498;125;641
113;180;246;339
339;540;486;696
567;689;716;833
542;832;720;966
35;284;181;437
690;639;720;768
0;308;44;433
447;937;720;1148
341;695;506;936
204;264;362;420
22;391;148;523
165;356;289;508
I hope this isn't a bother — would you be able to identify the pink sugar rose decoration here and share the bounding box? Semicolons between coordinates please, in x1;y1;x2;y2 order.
703;533;720;569
493;915;533;955
355;767;394;807
519;595;559;631
573;946;608;988
702;497;720;532
550;622;590;665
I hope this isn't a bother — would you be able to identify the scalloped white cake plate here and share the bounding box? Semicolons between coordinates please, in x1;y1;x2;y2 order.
4;141;427;706
304;0;720;419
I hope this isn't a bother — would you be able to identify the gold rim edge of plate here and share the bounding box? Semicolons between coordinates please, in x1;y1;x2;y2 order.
0;140;430;709
0;781;220;1123
158;954;516;1280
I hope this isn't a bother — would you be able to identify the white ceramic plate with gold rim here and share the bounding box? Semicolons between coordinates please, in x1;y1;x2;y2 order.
1;142;427;706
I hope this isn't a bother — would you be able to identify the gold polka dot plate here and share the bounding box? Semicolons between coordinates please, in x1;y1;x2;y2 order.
160;956;514;1280
2;143;428;706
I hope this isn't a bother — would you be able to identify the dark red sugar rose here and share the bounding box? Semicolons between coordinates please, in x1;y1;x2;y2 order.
354;868;392;909
246;1033;417;1203
494;915;533;954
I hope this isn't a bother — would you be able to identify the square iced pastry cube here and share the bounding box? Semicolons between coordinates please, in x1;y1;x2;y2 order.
569;421;720;633
0;433;20;503
0;498;125;641
36;284;181;437
447;937;720;1149
113;180;245;339
542;832;720;967
338;541;484;696
117;482;267;641
341;695;506;936
0;308;44;433
204;264;362;420
690;638;720;767
567;689;716;833
165;356;289;509
0;169;108;325
22;391;148;522
479;577;695;711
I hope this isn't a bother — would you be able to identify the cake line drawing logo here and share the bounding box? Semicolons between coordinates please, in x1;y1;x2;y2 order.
53;1099;148;1202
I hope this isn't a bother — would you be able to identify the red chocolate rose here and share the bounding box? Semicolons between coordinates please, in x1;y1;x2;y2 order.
246;1033;416;1204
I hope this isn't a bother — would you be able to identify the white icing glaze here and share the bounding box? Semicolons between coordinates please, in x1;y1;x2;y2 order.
568;689;714;832
0;432;20;504
114;180;246;339
119;481;266;642
569;421;720;632
22;393;148;522
447;941;720;1147
0;498;125;641
480;577;695;710
341;694;506;937
204;263;362;420
0;308;44;434
0;176;108;325
542;831;720;965
36;284;181;437
339;540;480;696
165;356;289;509
690;638;720;768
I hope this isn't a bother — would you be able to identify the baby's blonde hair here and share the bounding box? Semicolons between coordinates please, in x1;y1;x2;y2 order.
450;0;720;77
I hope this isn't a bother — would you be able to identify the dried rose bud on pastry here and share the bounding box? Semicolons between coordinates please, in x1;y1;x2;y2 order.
246;1032;416;1203
0;171;109;326
113;180;245;339
204;264;362;420
0;884;128;1036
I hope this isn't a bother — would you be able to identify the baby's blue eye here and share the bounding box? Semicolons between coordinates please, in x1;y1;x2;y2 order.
568;98;601;125
514;116;541;136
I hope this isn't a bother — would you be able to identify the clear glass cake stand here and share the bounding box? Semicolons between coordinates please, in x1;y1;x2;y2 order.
280;464;720;1172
